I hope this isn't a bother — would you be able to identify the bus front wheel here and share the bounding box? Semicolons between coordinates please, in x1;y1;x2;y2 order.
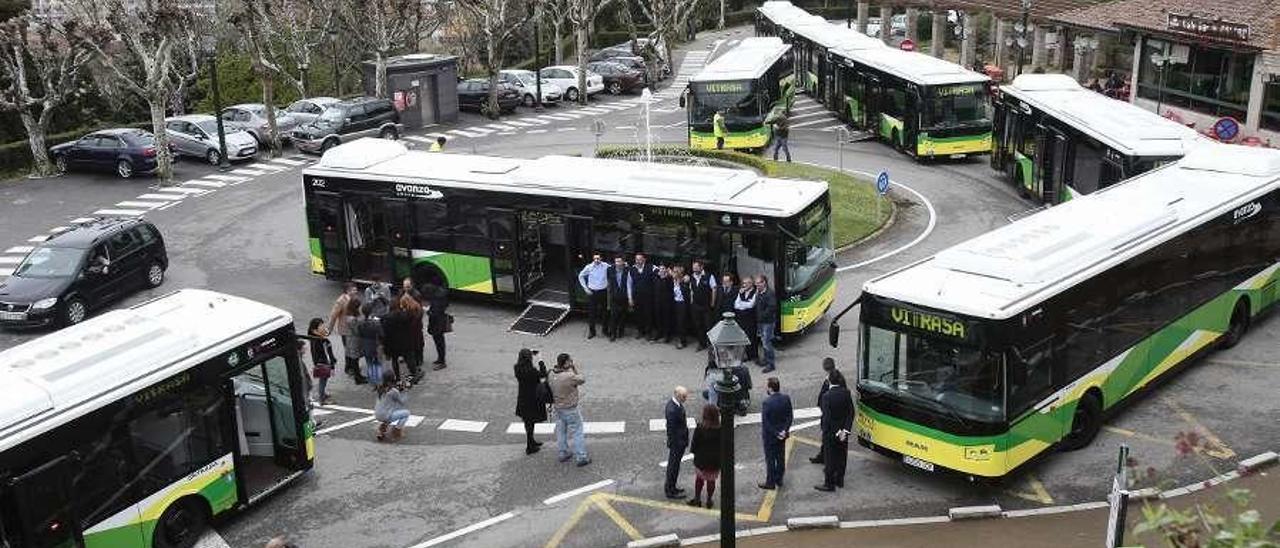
153;497;209;548
1061;393;1102;452
1220;300;1251;349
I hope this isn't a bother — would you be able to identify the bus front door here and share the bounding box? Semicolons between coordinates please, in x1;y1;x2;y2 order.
565;215;594;308
5;456;83;548
488;208;522;301
313;191;349;280
228;354;305;503
1035;127;1068;203
990;100;1008;171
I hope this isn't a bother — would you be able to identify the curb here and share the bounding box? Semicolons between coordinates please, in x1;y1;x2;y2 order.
627;533;680;547
948;504;1003;520
786;515;839;529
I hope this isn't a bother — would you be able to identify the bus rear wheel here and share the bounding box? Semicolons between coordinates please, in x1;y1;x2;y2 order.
153;498;208;548
1060;394;1102;452
1220;300;1250;349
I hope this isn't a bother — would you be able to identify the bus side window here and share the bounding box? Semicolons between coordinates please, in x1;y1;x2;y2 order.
70;424;136;529
1070;139;1105;195
1099;159;1124;189
1007;339;1054;418
412;201;450;250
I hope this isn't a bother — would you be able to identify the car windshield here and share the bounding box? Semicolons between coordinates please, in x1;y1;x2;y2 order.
14;246;83;279
691;80;762;125
860;325;1004;422
784;211;833;293
194;119;218;135
923;83;990;129
316;107;345;126
243;105;265;116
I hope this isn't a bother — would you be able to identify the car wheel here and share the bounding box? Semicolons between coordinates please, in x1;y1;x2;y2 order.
523;93;536;108
566;87;580;102
145;261;165;288
153;498;209;548
320;138;339;153
62;297;87;327
608;81;622;95
116;160;134;179
379;126;398;140
205;149;221;166
54;154;68;173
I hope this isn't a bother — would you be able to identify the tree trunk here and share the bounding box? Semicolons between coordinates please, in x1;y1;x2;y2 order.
719;0;725;30
486;69;501;119
19;110;54;178
575;26;589;105
300;65;310;99
148;95;175;185
553;19;564;64
262;74;282;158
374;51;387;98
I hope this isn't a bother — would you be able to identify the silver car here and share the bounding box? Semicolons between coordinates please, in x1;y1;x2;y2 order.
284;97;341;127
220;103;299;146
164;114;258;164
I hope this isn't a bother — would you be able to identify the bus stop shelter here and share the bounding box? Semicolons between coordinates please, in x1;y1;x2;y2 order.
362;54;459;130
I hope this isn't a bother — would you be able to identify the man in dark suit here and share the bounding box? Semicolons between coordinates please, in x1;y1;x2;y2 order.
716;273;737;319
758;377;793;490
671;265;691;348
688;260;717;351
664;386;690;499
631;253;658;339
810;357;838;464
654;265;674;342
816;370;854;491
605;256;633;341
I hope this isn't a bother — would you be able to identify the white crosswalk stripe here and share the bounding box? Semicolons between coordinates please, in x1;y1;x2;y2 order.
438;419;488;432
184;179;228;188
0;257;23;265
137;193;183;201
203;174;249;182
116;200;168;209
269;157;307;166
404;135;431;142
504;120;536;127
448;129;483;137
93;209;147;216
48;226;72;233
4;246;33;254
70;217;94;223
230;168;266;176
249;162;286;172
540;114;574;120
157;187;209;195
27;235;49;243
484;123;517;131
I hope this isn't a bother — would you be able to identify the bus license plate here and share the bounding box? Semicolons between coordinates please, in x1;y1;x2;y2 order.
951;154;967;159
903;455;935;472
0;311;26;321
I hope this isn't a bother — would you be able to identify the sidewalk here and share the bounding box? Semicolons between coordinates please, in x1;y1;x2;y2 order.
690;469;1279;547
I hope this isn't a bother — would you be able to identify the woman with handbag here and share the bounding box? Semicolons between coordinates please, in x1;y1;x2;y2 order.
514;348;549;454
307;318;336;404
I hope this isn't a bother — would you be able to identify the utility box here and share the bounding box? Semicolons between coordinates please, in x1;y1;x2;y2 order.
362;54;459;129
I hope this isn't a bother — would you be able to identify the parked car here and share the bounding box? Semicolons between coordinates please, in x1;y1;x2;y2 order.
165;114;258;164
590;50;651;83
49;128;168;179
284;97;341;127
292;97;402;154
220;103;299;146
587;61;646;95
456;79;521;115
499;69;563;107
609;38;670;77
0;218;167;328
538;65;605;102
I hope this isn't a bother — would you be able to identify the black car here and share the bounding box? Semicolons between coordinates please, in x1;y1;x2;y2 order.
50;128;168;179
293;97;403;154
457;79;521;115
591;49;651;81
0;218;168;328
587;61;646;95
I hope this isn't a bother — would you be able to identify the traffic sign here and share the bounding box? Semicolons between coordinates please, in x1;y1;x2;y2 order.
1211;117;1241;143
876;170;890;195
899;39;916;52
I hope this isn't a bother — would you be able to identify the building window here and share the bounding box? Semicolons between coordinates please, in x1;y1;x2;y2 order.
1137;38;1253;121
1263;81;1280;132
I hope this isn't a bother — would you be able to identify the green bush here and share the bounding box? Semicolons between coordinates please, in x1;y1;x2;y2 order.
596;145;891;248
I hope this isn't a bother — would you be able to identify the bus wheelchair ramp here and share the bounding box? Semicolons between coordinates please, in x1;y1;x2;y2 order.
510;289;572;336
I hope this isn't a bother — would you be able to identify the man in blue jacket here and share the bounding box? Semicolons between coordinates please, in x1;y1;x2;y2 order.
664;386;690;499
758;377;793;490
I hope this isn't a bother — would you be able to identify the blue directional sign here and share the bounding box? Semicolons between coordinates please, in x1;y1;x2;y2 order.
876;170;890;195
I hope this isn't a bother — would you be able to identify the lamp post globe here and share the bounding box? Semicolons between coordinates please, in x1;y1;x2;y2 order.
707;311;750;547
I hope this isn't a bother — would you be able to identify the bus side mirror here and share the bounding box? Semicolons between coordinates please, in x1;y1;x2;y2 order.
828;321;839;348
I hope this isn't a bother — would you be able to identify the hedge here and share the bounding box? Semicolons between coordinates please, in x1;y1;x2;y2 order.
0;122;152;177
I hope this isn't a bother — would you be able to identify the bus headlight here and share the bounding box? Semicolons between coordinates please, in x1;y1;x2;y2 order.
32;297;58;310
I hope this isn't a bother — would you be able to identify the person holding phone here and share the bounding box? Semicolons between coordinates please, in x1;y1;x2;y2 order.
514;348;549;455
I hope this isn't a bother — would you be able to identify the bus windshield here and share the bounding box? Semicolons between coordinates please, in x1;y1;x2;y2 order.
923;83;990;129
860;324;1004;422
692;81;763;126
785;215;833;292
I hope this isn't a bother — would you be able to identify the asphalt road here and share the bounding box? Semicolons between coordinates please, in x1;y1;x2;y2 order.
2;26;1278;548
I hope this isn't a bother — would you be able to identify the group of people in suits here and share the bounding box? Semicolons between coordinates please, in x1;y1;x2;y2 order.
578;252;780;372
662;357;856;502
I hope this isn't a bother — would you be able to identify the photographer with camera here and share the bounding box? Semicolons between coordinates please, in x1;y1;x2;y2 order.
374;378;412;442
549;353;590;466
514;348;549;455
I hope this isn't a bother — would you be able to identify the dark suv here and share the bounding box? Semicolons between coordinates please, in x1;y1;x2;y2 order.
292;97;403;154
0;218;168;328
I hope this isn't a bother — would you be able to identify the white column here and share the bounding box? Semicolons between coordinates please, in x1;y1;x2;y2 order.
1245;53;1266;132
879;4;893;45
1031;25;1048;69
1072;40;1089;81
905;7;919;43
994;19;1009;70
1129;35;1143;103
857;1;870;34
930;10;946;57
959;12;977;68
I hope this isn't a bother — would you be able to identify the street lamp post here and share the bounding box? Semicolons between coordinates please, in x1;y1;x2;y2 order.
534;10;544;112
201;35;230;171
329;27;340;96
1013;0;1031;77
707;312;750;548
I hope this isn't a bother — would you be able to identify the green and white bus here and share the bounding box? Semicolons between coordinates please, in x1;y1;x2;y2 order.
829;144;1280;478
687;37;794;150
0;289;314;547
834;46;992;159
754;0;808;39
303;139;837;336
992;74;1205;204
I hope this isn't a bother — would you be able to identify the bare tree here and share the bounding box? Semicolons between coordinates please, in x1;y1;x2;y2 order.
336;0;419;98
229;0;288;157
565;0;615;105
636;0;701;74
453;0;531;118
65;0;204;184
541;0;573;64
0;13;92;178
271;0;334;98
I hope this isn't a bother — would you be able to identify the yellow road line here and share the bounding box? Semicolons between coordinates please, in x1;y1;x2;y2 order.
543;495;597;548
1007;474;1055;505
1165;398;1236;460
603;492;767;522
593;497;644;541
1104;425;1171;445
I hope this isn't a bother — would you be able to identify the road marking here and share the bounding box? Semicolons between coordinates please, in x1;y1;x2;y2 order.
557;127;577;132
526;129;547;134
48;226;72;233
250;162;286;171
447;129;483;137
0;257;22;265
183;179;227;188
154;187;207;195
4;246;33;254
614;125;636;130
498;131;517;136
1166;398;1235;459
312;409;333;417
648;417;696;431
791;116;839;128
410;511;518;548
794;407;821;419
137;193;183;201
592;497;644;541
195;530;232;548
202;174;249;182
93;209;147;216
484;123;517;131
506;422;556;435
1007;474;1055;505
404;135;431;142
791;103;825;113
230;168;266;176
0;267;11;276
1206;358;1280;368
544;497;596;548
834;168;937;273
579;108;608;114
541;114;573;120
270;157;307;166
27;235;49;242
405;415;428;428
505;120;536;127
658;453;693;467
315;415;375;435
317;403;376;414
557;113;585;119
583;421;625;434
70;217;95;223
543;479;615;505
438;419;488;432
116;200;167;209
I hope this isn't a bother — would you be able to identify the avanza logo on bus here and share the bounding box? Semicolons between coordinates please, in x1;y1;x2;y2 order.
1233;201;1261;224
889;307;967;339
394;183;444;199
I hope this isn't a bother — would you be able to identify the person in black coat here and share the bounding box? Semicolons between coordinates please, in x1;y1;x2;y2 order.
630;253;658;339
816;369;854;491
605;256;633;341
754;275;779;373
688;261;717;351
716;273;736;319
810;357;838;464
653;265;675;342
425;283;449;370
664;386;690;499
380;298;412;382
514;348;548;454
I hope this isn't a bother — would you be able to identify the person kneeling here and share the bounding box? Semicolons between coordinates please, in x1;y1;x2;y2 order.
375;380;411;441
